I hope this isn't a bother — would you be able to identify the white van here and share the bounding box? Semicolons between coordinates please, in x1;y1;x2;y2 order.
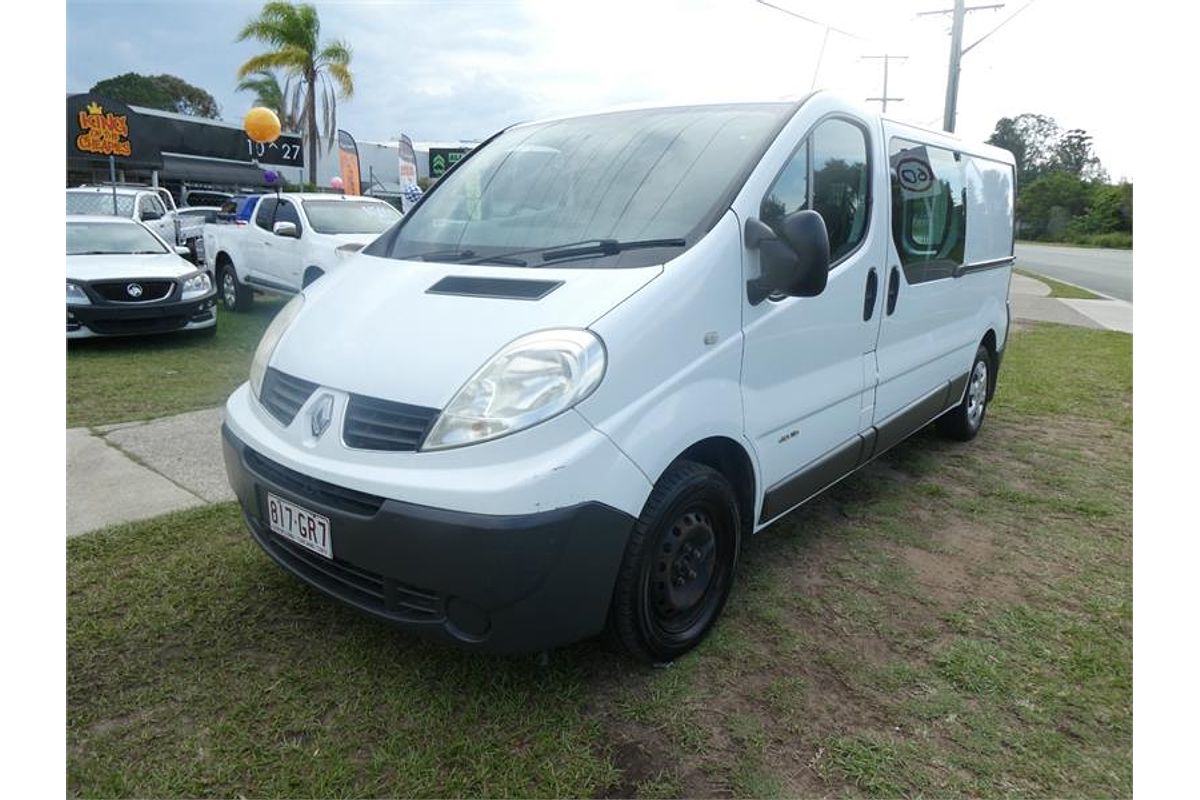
222;92;1015;662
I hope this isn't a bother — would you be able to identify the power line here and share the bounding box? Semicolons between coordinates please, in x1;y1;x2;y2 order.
963;0;1039;55
754;0;867;91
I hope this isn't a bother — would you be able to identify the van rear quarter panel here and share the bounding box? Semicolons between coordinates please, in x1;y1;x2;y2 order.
578;211;756;510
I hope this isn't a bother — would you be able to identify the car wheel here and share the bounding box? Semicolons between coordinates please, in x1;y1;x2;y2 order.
937;345;991;442
219;264;253;312
609;460;741;663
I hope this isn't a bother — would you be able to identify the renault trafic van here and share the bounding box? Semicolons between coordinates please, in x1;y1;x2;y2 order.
222;91;1015;662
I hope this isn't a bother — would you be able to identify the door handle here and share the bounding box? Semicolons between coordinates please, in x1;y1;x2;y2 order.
863;267;878;321
886;266;901;316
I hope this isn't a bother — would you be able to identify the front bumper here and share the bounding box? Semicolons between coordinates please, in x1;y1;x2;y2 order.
223;424;636;653
67;291;217;338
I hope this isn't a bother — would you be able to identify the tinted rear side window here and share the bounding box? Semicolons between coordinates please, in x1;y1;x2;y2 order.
890;139;966;283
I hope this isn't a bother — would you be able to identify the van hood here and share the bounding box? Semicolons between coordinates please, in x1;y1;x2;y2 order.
270;254;661;409
67;252;198;281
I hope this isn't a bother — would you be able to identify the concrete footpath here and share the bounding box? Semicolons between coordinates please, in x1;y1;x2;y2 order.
67;407;232;537
66;273;1132;537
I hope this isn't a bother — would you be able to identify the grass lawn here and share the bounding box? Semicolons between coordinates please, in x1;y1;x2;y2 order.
1014;269;1103;301
67;322;1132;798
67;296;285;428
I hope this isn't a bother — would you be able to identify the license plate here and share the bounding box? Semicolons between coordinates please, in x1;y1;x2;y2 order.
266;492;332;559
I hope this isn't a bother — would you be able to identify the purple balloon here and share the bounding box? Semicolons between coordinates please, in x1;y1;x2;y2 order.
263;169;279;184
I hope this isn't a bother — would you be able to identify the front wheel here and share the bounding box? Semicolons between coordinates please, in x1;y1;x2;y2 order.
937;345;992;441
609;460;741;663
219;263;253;312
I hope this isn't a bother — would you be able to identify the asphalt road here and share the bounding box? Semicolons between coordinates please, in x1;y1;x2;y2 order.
1014;242;1133;301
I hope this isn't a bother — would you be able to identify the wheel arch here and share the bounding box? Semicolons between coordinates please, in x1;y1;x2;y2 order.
980;328;998;399
669;436;758;537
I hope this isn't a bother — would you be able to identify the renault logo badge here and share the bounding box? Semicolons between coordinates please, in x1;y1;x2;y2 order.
126;282;143;298
310;394;334;438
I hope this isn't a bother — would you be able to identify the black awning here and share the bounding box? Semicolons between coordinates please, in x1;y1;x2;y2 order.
160;153;279;186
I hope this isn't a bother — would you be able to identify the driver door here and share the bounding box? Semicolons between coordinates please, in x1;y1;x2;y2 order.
736;104;888;523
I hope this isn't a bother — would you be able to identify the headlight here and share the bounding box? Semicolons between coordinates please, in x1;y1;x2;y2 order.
422;329;606;451
180;271;212;300
250;294;305;399
66;282;91;306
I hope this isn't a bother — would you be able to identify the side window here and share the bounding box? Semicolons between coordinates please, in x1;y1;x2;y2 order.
147;196;166;217
136;195;152;219
760;117;870;267
811;119;870;263
890;139;965;283
255;198;278;231
275;200;302;235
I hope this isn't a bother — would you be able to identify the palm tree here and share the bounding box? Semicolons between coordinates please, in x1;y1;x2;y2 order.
235;70;300;132
236;2;353;185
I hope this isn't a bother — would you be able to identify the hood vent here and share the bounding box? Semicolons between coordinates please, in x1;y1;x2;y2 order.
426;276;563;301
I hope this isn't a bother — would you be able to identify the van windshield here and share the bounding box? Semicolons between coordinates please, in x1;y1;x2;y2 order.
380;104;791;268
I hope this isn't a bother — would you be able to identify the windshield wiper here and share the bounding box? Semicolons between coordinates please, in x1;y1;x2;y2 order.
458;237;687;268
412;249;527;267
540;238;686;263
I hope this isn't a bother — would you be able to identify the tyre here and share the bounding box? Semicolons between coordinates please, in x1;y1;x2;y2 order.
609;460;741;663
219;263;253;312
937;345;992;441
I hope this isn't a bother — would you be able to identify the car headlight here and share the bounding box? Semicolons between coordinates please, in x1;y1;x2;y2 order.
66;282;90;306
250;294;305;399
180;271;212;300
422;329;606;451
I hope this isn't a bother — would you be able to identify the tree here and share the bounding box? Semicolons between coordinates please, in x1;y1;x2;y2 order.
1017;172;1093;240
986;113;1059;187
90;72;220;118
235;70;300;132
1052;129;1107;182
236;2;354;185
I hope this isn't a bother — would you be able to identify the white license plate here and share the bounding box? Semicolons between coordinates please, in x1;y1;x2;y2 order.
266;492;332;559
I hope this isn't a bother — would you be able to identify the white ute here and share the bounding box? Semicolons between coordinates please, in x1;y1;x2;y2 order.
221;92;1016;661
202;192;401;310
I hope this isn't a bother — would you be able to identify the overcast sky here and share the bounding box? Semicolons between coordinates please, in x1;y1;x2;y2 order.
66;0;1135;180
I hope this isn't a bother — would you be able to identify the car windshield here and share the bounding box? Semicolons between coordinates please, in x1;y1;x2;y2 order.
67;221;168;255
379;103;791;268
301;200;402;234
67;192;135;217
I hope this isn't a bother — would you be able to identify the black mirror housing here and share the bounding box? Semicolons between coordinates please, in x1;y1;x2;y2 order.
745;210;831;303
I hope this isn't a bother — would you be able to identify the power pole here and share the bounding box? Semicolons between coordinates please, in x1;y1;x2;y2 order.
919;2;1004;132
862;54;907;113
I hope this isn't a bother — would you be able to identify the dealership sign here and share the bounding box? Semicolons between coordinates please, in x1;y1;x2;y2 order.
76;102;131;157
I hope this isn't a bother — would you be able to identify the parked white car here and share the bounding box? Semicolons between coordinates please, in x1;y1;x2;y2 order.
202;192;401;310
222;92;1015;661
67;216;216;338
67;185;180;246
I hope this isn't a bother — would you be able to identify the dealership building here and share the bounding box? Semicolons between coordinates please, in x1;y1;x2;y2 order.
68;92;474;206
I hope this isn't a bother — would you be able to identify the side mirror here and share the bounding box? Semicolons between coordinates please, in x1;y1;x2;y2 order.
745;210;830;304
273;221;300;239
174;245;191;257
140;209;162;221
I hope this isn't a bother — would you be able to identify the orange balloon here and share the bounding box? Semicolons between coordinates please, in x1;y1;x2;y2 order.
244;107;282;144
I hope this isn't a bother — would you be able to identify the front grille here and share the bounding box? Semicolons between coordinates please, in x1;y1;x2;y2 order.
244;447;383;516
87;315;187;335
263;533;444;621
260;368;318;426
91;280;175;303
343;393;439;451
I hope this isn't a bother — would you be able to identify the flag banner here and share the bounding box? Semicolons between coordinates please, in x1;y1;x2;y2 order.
337;129;362;195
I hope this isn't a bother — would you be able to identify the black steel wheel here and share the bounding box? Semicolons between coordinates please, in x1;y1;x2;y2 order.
610;460;741;663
